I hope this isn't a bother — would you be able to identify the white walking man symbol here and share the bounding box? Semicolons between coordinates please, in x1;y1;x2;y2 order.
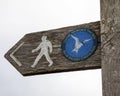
31;36;53;68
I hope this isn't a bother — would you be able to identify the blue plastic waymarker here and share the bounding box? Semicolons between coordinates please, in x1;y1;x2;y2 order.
62;28;98;61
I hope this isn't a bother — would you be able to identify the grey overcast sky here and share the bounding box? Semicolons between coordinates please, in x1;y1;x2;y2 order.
0;0;102;96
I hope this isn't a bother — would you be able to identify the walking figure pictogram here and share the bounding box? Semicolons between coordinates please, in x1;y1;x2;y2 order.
31;36;53;68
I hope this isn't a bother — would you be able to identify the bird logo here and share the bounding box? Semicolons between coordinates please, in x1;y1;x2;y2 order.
71;35;91;53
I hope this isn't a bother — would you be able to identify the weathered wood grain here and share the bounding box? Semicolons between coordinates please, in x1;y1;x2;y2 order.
101;0;120;96
5;21;101;76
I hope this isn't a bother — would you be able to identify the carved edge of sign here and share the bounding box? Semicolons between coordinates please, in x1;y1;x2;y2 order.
4;21;101;76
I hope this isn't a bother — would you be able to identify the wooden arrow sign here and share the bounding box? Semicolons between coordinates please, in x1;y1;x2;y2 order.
5;21;101;76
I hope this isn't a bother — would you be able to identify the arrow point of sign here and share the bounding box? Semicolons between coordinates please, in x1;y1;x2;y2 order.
9;42;24;67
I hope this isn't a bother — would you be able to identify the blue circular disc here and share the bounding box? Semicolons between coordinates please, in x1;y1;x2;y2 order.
62;28;98;61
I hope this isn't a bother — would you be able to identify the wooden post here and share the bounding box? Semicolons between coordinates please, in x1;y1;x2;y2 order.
101;0;120;95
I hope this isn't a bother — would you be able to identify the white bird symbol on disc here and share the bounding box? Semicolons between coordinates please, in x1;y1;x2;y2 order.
71;35;91;53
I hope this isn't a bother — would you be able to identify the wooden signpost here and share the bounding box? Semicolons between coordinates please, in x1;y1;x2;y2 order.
5;21;101;76
4;0;120;95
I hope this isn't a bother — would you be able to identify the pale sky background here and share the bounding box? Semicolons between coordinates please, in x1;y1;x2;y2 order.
0;0;102;96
